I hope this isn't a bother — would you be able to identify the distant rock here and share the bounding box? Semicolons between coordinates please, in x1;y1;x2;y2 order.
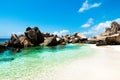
91;21;120;46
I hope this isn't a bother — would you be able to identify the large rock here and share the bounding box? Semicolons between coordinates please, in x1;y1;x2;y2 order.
105;34;120;45
90;22;120;46
72;38;80;43
72;33;87;43
41;36;60;46
18;35;33;47
7;34;21;48
62;34;70;43
96;40;107;46
0;43;7;53
25;27;44;45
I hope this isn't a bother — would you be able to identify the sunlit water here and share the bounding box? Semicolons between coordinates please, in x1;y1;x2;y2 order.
0;43;94;80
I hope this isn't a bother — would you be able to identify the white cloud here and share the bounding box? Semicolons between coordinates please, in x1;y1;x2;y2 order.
53;30;69;36
81;18;94;28
82;18;120;37
78;0;101;12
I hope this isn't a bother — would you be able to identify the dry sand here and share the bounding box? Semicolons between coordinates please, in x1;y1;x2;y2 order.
34;45;120;80
53;45;120;80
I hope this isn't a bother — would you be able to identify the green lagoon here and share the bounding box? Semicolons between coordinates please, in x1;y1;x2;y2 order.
0;44;94;80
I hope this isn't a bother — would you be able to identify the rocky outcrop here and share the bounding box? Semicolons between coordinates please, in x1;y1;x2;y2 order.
90;22;120;46
72;33;87;43
1;26;88;53
25;27;44;45
105;34;120;45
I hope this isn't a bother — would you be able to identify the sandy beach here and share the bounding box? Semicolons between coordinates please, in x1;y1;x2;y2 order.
32;45;120;80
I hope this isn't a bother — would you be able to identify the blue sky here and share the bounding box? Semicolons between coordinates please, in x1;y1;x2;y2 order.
0;0;120;38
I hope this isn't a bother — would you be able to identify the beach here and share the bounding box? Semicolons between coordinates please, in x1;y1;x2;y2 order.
0;44;120;80
31;45;120;80
53;45;120;80
0;0;119;79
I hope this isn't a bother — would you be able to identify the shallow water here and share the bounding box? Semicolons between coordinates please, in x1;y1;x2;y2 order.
0;44;94;80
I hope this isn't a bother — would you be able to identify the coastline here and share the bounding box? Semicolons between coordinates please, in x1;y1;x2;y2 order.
52;45;120;80
15;44;120;80
0;44;120;80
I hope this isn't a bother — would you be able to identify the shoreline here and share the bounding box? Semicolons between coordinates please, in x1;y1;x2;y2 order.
0;44;120;80
24;45;120;80
53;45;120;80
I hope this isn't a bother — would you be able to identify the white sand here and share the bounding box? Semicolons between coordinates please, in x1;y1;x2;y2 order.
36;45;120;80
9;45;120;80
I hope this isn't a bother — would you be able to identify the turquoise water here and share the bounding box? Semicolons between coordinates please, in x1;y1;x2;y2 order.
0;44;94;80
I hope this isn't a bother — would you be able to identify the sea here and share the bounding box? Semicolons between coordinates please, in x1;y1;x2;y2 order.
0;39;95;80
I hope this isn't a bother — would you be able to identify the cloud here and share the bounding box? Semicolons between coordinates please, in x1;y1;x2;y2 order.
82;18;120;37
53;30;69;36
78;0;101;12
81;18;94;28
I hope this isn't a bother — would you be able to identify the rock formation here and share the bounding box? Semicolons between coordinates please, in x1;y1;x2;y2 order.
89;21;120;46
0;26;87;53
41;36;60;46
61;33;87;44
